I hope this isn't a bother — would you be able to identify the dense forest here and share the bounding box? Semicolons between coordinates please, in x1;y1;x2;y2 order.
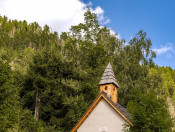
0;9;175;131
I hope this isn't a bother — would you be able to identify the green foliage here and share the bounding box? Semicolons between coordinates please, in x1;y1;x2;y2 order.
0;9;174;131
61;8;122;104
0;60;20;132
147;67;175;99
21;50;88;130
113;30;156;105
126;88;173;132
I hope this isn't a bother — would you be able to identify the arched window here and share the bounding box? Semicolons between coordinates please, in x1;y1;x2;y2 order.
105;86;108;90
113;87;115;91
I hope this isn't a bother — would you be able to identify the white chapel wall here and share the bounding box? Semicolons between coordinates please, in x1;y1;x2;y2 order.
77;98;127;132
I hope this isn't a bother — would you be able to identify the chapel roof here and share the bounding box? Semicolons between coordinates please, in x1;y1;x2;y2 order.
71;92;132;132
99;62;119;87
101;92;130;120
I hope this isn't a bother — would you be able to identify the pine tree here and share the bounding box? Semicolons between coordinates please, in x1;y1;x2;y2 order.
0;60;20;132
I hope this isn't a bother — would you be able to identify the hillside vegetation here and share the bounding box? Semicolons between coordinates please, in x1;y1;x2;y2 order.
0;9;175;131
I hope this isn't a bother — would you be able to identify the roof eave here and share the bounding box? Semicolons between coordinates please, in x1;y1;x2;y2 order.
99;82;119;88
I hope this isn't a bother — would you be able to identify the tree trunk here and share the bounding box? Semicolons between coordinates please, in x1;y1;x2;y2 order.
34;91;40;120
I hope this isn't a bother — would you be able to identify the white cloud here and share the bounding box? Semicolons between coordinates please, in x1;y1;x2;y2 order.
116;33;121;40
153;46;172;55
109;29;115;35
93;6;104;16
0;0;109;35
152;43;175;59
92;6;110;25
109;29;121;39
104;19;111;24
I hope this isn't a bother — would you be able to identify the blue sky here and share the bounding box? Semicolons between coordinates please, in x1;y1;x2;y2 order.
83;0;175;69
0;0;174;69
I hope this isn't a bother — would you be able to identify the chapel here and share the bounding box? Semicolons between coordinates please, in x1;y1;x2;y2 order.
71;62;132;132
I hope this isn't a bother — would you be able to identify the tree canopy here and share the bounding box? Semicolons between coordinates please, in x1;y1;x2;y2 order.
0;9;174;131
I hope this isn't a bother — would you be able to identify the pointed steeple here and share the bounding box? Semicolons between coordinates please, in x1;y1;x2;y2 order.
99;62;119;88
99;62;119;103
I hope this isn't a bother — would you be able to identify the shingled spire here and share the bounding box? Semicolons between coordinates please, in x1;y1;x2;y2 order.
99;62;119;87
99;62;119;103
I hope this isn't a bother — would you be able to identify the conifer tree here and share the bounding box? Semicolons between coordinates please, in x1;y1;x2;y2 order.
0;60;20;132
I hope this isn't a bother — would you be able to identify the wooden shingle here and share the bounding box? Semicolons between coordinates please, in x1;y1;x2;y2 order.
99;62;119;87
